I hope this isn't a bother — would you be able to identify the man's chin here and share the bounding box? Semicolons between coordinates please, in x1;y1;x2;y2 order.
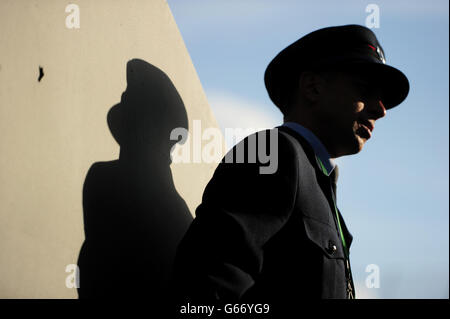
354;136;367;153
337;138;365;157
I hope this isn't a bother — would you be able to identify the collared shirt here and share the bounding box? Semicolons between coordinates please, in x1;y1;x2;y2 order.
282;122;336;176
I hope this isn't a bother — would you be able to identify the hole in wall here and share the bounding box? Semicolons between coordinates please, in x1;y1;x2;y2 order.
38;66;44;82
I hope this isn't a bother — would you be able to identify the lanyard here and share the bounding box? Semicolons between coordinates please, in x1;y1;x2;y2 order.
315;157;348;255
316;156;355;298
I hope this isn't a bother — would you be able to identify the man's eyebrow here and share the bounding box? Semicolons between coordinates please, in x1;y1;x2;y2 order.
353;78;385;98
352;78;370;86
355;79;381;92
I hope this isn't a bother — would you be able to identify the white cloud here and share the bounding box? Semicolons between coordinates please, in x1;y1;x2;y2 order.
206;90;282;149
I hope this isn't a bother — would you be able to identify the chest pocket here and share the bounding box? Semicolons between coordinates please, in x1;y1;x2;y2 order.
302;216;345;260
278;129;346;260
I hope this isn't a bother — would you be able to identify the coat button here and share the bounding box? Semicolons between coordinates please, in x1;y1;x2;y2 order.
327;240;337;255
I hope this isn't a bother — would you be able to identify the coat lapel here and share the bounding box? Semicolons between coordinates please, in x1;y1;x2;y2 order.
278;125;353;250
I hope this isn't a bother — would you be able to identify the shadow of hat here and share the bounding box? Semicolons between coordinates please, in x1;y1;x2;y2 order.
107;59;188;150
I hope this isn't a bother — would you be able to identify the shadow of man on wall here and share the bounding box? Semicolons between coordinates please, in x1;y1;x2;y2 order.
77;59;193;299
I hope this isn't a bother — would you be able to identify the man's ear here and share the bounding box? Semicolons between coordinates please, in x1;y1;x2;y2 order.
298;71;325;104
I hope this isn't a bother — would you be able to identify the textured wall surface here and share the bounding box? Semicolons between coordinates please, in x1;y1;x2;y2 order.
0;0;221;298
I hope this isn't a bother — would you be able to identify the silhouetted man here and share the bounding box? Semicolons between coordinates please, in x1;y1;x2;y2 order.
173;25;409;312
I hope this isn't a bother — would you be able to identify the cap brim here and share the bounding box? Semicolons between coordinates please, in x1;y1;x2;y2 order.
337;62;410;109
265;58;409;110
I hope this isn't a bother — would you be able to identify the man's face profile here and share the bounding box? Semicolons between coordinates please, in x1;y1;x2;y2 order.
299;70;387;158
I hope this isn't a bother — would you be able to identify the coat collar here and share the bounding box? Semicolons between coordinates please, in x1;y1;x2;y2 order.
282;122;336;176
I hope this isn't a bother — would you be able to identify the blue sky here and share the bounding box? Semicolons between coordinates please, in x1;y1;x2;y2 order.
168;0;449;298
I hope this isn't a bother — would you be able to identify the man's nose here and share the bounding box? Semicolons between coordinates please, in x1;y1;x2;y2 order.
368;99;386;120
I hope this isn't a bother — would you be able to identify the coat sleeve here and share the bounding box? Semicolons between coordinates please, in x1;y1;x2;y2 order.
173;130;298;303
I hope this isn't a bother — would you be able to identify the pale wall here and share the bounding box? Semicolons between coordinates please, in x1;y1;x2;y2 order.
0;0;221;298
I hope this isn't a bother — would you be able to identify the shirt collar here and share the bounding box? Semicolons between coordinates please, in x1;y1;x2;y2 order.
282;122;336;176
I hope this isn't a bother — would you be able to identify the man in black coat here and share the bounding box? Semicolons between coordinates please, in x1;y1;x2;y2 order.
173;25;409;311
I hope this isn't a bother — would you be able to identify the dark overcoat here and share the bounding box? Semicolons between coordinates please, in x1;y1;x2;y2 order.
173;125;354;310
